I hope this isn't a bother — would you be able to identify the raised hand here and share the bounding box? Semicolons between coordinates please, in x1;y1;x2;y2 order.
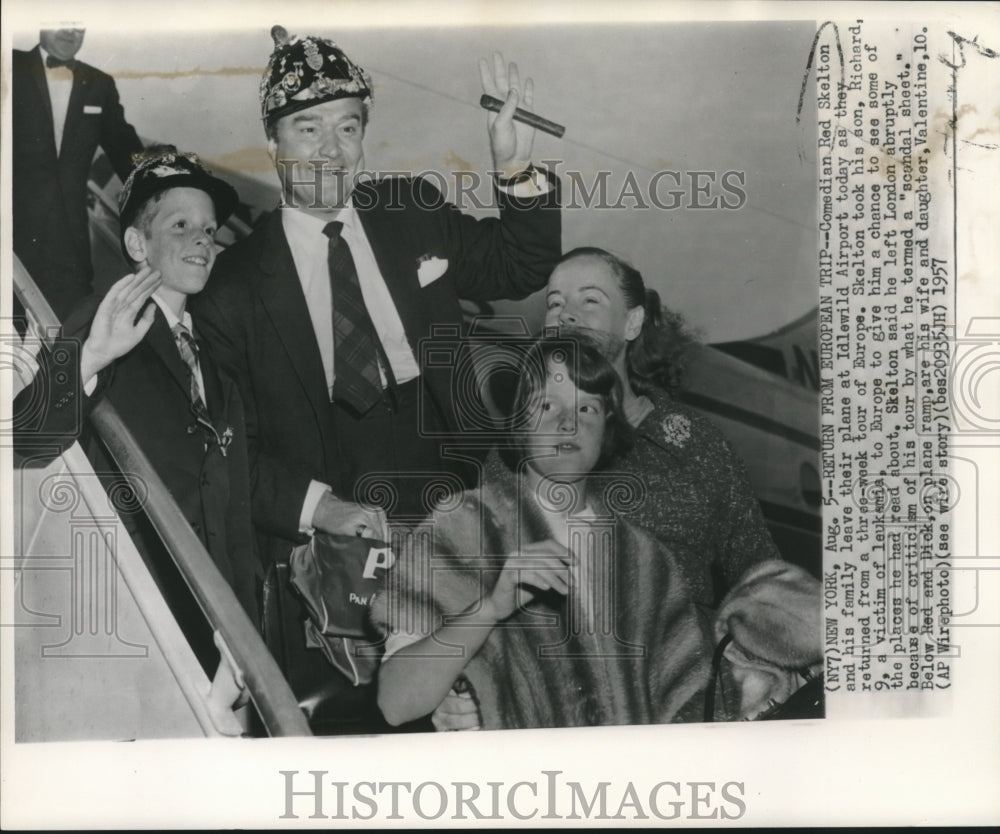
478;50;535;177
486;538;572;622
80;267;161;385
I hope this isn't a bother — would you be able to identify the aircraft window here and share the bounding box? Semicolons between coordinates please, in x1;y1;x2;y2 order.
713;341;788;379
800;461;822;508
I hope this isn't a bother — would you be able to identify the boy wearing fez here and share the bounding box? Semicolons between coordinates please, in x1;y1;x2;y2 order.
17;148;261;663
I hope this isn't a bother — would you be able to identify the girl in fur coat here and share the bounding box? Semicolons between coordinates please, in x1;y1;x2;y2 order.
373;338;714;729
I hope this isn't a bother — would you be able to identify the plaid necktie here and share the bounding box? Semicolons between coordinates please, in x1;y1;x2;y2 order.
324;221;384;414
172;322;211;426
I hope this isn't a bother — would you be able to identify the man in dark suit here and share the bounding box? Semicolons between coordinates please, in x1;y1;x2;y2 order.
13;27;143;321
195;28;561;567
193;28;560;731
16;149;261;667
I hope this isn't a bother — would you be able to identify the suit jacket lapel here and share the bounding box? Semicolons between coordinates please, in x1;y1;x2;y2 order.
60;62;88;160
144;308;193;402
255;211;331;417
196;333;228;427
27;47;58;159
354;181;425;346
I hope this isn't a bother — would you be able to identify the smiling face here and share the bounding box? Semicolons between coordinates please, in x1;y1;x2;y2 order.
521;359;608;484
39;28;85;61
124;188;218;312
545;256;644;354
269;97;366;216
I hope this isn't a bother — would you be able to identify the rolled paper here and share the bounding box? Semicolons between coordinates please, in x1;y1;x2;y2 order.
479;94;566;138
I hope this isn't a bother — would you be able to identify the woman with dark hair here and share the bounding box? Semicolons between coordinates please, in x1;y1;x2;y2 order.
373;337;712;729
544;247;781;607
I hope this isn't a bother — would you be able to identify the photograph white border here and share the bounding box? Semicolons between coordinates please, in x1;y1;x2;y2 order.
2;1;998;827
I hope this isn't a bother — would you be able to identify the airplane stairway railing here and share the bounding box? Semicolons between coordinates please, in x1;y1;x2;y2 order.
12;255;312;738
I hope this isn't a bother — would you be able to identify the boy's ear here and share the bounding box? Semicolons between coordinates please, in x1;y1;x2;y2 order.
266;136;277;162
123;226;147;263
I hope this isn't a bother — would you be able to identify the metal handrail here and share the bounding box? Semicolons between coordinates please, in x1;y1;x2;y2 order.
13;255;312;737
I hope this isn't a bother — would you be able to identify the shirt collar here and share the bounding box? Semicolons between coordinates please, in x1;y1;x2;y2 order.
151;293;193;333
39;45;74;77
280;196;358;238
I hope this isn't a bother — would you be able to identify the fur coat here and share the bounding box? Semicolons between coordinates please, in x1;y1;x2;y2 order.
371;456;714;730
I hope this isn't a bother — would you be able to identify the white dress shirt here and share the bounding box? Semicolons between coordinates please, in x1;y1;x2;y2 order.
281;201;420;397
283;200;420;533
39;46;74;155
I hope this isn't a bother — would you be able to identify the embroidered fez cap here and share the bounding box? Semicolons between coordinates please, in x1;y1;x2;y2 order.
118;145;238;241
259;25;373;126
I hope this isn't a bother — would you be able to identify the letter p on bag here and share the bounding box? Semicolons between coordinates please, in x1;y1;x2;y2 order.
363;547;395;579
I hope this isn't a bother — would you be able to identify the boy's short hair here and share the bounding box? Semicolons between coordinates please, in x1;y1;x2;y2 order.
130;191;167;240
508;335;633;468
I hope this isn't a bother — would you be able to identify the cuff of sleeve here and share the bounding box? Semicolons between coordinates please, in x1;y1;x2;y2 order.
82;363;113;401
299;480;331;535
495;164;553;198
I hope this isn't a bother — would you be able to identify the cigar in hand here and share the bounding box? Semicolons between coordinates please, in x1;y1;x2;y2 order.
479;94;566;138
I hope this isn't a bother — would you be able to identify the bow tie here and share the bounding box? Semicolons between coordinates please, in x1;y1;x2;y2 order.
45;55;75;70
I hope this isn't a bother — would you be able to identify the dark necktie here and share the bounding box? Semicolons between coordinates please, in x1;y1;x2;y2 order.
172;322;212;426
45;55;74;70
323;221;385;414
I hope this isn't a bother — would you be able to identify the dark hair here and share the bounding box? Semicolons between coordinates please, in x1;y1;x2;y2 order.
507;335;633;469
555;247;699;395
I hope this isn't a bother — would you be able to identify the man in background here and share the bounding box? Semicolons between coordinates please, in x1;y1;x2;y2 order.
13;26;143;321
